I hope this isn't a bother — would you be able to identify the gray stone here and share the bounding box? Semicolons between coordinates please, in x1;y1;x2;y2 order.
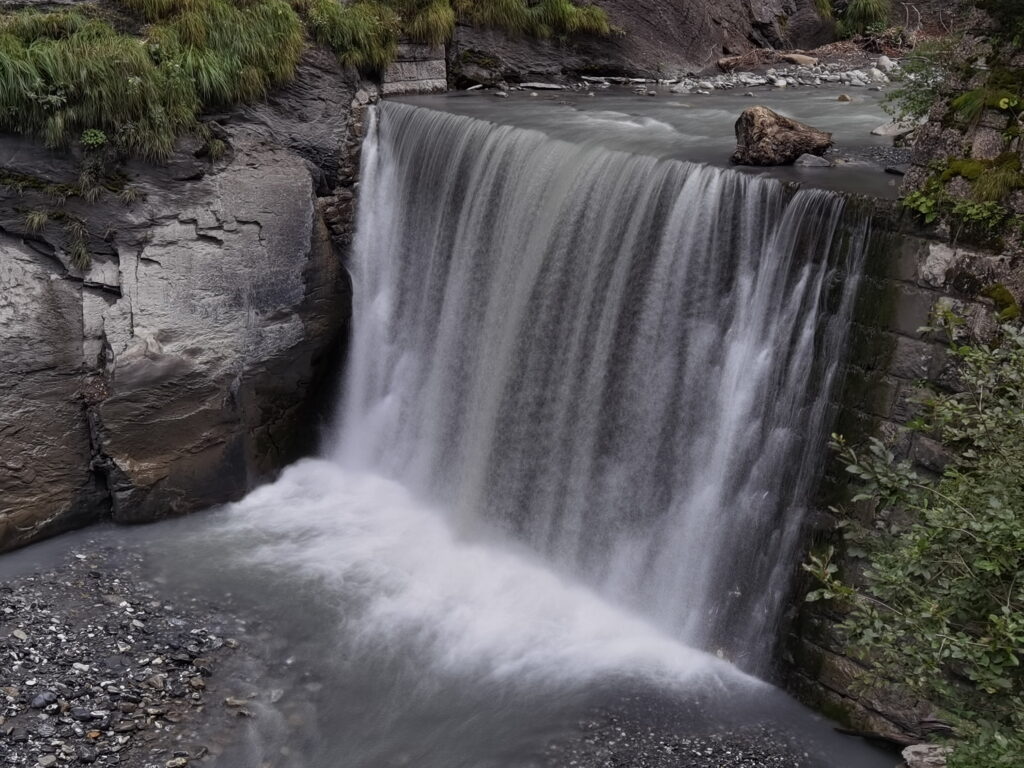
795;153;832;167
447;0;831;84
30;691;58;709
872;121;916;138
876;55;896;72
902;744;952;768
383;44;446;96
1;58;354;552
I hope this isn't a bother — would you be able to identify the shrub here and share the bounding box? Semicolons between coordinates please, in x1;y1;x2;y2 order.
884;37;956;123
806;319;1024;766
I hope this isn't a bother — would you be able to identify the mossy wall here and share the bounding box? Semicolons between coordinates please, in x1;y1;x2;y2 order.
785;202;1024;740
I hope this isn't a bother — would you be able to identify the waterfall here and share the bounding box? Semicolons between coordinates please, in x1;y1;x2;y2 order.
331;101;868;673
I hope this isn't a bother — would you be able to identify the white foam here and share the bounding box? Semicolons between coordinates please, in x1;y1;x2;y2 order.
211;459;756;691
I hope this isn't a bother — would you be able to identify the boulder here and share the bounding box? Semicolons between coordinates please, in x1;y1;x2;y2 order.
872;120;917;138
902;744;952;768
731;106;833;166
876;55;897;72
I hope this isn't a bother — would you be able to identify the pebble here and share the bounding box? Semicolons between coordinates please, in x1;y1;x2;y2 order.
0;545;243;768
30;691;58;709
471;58;903;98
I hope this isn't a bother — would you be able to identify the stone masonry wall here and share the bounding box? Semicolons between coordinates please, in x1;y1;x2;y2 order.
785;204;1024;742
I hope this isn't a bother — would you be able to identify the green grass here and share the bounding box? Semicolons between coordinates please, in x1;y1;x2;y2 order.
400;0;456;47
455;0;609;38
0;2;303;160
0;0;611;161
838;0;890;36
294;0;399;71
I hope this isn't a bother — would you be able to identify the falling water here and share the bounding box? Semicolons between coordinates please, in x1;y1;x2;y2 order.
333;102;868;672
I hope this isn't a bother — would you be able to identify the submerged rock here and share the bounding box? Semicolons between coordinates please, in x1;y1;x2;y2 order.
795;153;832;167
731;106;833;166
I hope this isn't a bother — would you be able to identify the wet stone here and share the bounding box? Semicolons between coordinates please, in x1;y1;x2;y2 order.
30;691;58;709
0;544;246;768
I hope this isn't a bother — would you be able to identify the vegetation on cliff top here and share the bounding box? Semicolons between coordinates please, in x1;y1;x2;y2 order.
0;0;609;160
881;0;1024;246
807;315;1024;767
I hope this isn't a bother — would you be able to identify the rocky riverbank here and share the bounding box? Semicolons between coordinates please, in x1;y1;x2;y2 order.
1;531;897;768
0;541;256;767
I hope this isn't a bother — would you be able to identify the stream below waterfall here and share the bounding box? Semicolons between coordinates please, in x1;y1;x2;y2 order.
6;91;902;766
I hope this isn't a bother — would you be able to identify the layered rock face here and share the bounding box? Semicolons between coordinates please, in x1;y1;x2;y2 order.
0;52;362;551
449;0;832;85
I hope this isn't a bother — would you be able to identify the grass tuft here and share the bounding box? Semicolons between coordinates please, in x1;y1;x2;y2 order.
399;0;455;47
294;0;399;72
0;0;610;162
838;0;890;37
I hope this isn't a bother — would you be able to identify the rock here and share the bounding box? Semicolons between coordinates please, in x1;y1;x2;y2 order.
37;756;58;768
1;52;353;552
11;629;28;641
867;67;888;83
795;153;832;167
731;106;833;166
876;55;897;72
146;674;167;690
30;691;58;709
886;165;909;176
902;744;952;768
494;91;508;98
166;759;189;768
448;0;831;84
838;93;852;102
872;121;917;138
782;53;818;67
382;43;445;96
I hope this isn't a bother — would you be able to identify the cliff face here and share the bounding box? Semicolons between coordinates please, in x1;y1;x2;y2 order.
0;52;365;551
449;0;832;84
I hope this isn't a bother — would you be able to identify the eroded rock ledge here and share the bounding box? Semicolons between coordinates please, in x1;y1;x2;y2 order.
0;52;371;552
